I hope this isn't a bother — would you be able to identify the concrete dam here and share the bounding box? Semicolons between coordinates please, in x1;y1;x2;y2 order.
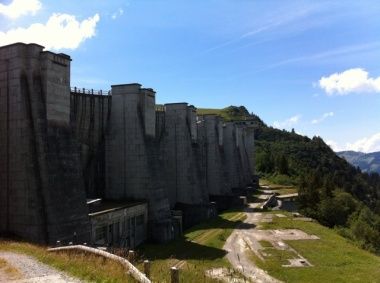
0;43;256;247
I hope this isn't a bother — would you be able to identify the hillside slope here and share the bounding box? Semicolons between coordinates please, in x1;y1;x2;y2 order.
197;106;380;254
338;151;380;174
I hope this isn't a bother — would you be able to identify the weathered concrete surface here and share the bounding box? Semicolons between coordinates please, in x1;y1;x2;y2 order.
105;84;173;243
244;126;256;176
223;122;246;190
236;124;254;186
197;115;230;196
175;202;217;229
161;103;209;207
88;201;148;248
70;90;111;198
0;43;90;245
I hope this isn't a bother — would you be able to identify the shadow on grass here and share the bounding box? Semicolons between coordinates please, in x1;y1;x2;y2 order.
139;239;227;261
184;214;255;232
245;206;265;213
257;190;275;195
247;195;263;203
138;212;252;262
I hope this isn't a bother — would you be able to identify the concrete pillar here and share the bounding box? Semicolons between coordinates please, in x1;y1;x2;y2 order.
105;83;173;243
200;115;229;196
217;119;223;146
187;105;197;142
40;51;71;125
106;83;141;199
0;43;90;244
237;125;254;185
162;103;208;207
141;88;156;138
223;122;241;189
244;126;256;177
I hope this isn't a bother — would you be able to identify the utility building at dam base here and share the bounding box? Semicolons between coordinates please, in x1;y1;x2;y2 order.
0;43;257;248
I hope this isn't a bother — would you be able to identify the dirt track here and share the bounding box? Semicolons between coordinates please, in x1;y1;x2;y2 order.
223;202;282;283
0;252;82;283
223;188;320;282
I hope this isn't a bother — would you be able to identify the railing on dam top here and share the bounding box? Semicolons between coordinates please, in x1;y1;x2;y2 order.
155;105;165;112
71;87;111;96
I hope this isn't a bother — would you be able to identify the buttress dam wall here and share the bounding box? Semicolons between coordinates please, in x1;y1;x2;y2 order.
0;43;256;245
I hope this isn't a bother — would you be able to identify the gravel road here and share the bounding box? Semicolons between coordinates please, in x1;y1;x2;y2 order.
224;201;282;283
0;251;83;283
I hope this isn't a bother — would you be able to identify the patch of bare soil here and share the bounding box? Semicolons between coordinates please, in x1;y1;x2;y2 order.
206;268;247;283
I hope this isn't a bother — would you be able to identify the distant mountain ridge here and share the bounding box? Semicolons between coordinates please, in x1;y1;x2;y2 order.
337;150;380;174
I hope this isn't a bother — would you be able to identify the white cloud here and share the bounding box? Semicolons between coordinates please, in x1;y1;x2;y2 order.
0;13;100;50
0;0;41;19
311;111;334;124
326;140;343;152
111;8;124;20
345;133;380;153
318;68;380;95
327;132;380;153
273;115;301;129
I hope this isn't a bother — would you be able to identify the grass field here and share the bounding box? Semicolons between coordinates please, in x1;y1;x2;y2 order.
136;210;246;283
250;212;380;283
0;241;137;282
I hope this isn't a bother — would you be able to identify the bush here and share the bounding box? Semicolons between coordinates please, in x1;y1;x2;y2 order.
269;174;296;186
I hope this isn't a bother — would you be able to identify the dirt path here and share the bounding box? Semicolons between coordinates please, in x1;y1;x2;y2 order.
224;201;282;283
0;252;82;283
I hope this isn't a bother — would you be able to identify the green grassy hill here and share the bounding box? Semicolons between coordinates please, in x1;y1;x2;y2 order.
198;106;251;121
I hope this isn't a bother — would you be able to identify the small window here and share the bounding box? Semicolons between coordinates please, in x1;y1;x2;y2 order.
95;226;107;241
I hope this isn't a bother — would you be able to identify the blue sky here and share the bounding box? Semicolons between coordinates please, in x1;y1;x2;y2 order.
1;0;380;152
